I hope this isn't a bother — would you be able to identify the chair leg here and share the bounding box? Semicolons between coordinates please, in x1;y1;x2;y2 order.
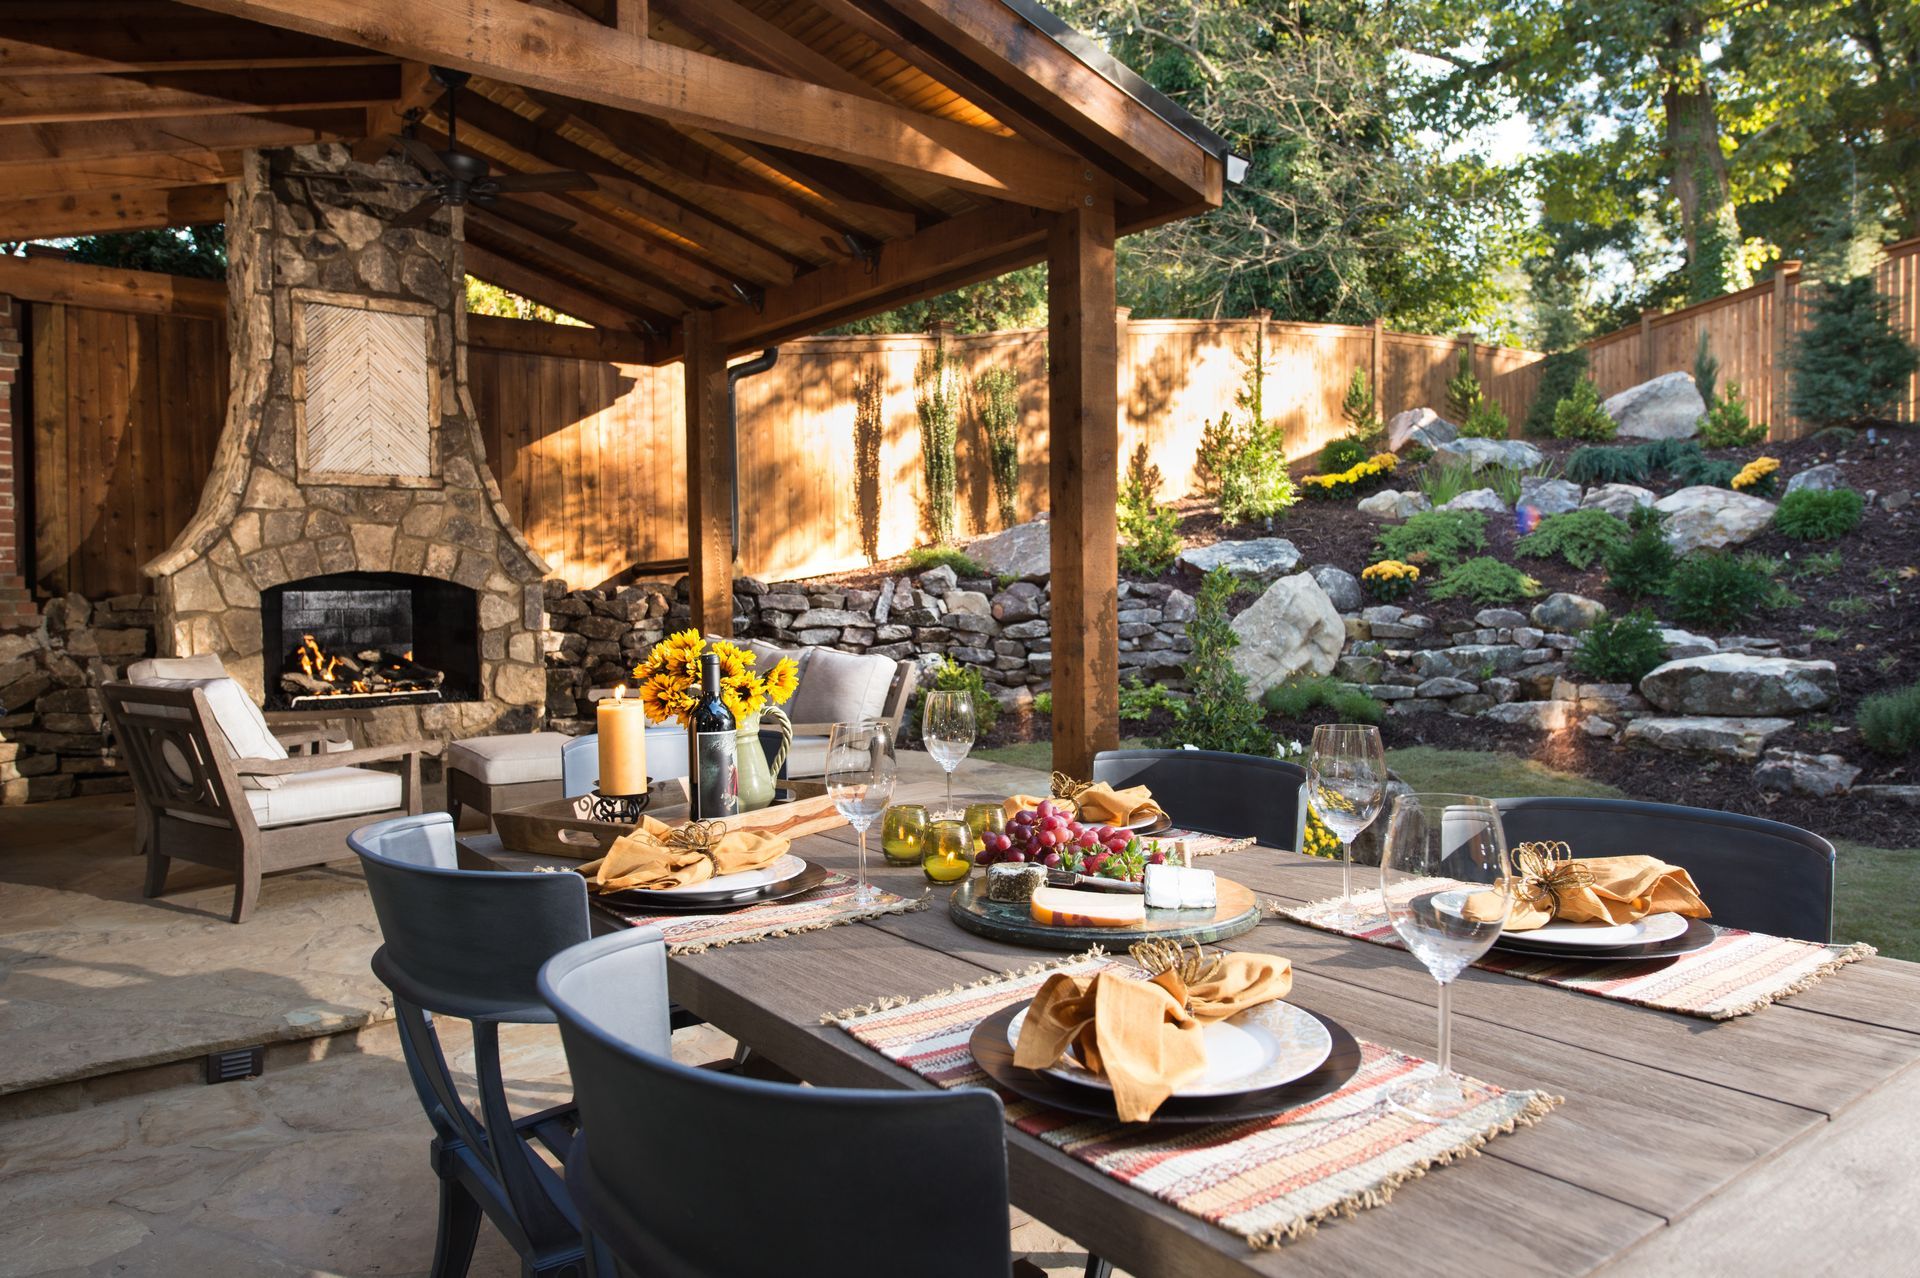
143;847;170;899
1084;1256;1114;1278
430;1175;485;1278
230;855;261;924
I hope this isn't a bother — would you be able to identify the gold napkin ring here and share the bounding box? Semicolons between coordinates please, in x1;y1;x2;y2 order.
1050;770;1094;817
661;819;731;870
1513;840;1593;916
1129;939;1221;1012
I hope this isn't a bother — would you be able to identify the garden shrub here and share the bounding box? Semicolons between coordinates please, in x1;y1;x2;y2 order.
1414;456;1476;507
1427;556;1541;605
1372;509;1487;569
1117;442;1181;574
1300;452;1396;500
1699;383;1766;448
914;334;963;544
1857;683;1920;757
1444;345;1482;421
1119;675;1184;723
1032;691;1052;716
1263;674;1385;725
1694;329;1720;403
1210;329;1297;525
1361;559;1420;600
910;655;999;737
1524;347;1588;437
1160;566;1271;755
1319;435;1369;474
1458;398;1510;439
1604;508;1677;600
1570;609;1669;684
1788;276;1920;428
1550;378;1616;440
853;364;884;563
1194;411;1239;498
1340;367;1383;447
905;545;986;577
1666;551;1776;628
1565;445;1651;487
1729;456;1780;497
1774;487;1865;540
1516;508;1633;569
974;366;1022;528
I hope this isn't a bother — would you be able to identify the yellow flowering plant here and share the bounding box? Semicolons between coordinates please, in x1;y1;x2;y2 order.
1303;809;1343;859
1361;558;1420;601
632;629;800;728
1301;451;1398;500
1730;456;1780;497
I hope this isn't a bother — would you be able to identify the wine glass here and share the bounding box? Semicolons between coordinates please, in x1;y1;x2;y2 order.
921;690;976;819
825;719;897;905
1307;723;1387;926
1378;792;1512;1121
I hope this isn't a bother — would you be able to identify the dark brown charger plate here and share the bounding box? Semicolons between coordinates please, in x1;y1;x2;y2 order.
1407;890;1716;962
968;1000;1362;1126
588;861;835;917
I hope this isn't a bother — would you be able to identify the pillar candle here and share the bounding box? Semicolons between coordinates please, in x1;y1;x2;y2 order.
597;686;648;796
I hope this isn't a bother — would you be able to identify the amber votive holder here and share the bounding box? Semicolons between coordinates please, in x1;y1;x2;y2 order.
881;803;929;867
922;818;975;883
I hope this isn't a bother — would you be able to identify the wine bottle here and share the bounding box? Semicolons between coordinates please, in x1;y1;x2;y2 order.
688;652;739;819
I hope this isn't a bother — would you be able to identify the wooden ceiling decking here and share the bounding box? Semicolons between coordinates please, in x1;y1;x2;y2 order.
0;0;1229;358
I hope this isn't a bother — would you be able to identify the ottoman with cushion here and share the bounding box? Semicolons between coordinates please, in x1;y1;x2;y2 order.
446;731;571;830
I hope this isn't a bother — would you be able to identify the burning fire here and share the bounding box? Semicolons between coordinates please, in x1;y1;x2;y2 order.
286;634;443;702
298;634;341;682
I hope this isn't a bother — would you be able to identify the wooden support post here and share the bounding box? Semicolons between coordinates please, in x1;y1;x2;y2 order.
683;308;733;637
1047;197;1119;778
1639;312;1655;383
1369;317;1383;418
1770;261;1799;440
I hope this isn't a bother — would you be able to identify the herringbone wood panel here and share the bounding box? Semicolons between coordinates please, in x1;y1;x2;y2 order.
301;302;431;476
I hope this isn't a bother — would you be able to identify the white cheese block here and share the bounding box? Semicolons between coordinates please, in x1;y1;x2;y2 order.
1142;864;1219;910
1143;862;1183;909
1178;866;1217;909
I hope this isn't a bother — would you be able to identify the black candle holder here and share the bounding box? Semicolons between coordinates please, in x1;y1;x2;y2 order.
588;790;650;824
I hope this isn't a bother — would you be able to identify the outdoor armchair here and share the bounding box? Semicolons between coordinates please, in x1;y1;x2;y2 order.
1093;748;1308;853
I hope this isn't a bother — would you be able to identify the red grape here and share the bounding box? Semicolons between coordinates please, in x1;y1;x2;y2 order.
1041;851;1061;868
1004;850;1026;863
1037;830;1058;847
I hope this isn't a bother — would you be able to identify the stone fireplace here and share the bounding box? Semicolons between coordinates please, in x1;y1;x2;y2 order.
145;145;548;742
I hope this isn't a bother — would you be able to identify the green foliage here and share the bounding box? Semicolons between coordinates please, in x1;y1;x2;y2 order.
1340;367;1382;445
1118;443;1182;575
466;277;581;325
1319;436;1369;474
1788;278;1920;428
1666;552;1777;628
914;335;963;545
1516;508;1633;569
1119;676;1185;723
974;366;1022;529
905;546;985;577
1444;344;1482;420
1699;382;1766;448
852;365;884;564
1693;330;1720;405
1195;411;1239;499
1414;456;1477;507
1605;511;1677;600
1788;549;1845;579
1458;397;1510;439
912;656;1000;736
1565;446;1650;487
1263;674;1385;726
830;264;1046;336
1774;488;1865;541
1671;452;1742;489
1857;684;1920;758
1523;348;1589;437
1214;331;1297;524
62;225;226;279
1570;609;1669;684
1550;379;1617;441
1426;556;1541;605
1032;691;1052;716
1162;567;1271;756
1829;594;1875;618
1483;461;1558;508
1372;509;1488;569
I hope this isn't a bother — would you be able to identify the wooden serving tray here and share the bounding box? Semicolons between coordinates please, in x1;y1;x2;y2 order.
947;875;1260;951
493;781;841;860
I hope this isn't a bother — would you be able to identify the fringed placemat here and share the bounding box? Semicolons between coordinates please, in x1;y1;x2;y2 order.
598;873;925;955
1166;828;1256;859
827;956;1556;1249
1273;885;1875;1021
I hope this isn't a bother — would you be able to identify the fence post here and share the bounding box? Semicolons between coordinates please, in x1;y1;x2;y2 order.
1770;261;1799;440
1369;317;1383;418
1639;312;1654;383
1114;305;1132;462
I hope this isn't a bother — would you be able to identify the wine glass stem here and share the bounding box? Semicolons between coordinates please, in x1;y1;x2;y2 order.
856;827;869;895
1435;979;1453;1078
1341;838;1353;904
944;763;955;817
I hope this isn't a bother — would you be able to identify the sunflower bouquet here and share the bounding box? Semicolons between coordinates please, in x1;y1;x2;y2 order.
632;629;800;728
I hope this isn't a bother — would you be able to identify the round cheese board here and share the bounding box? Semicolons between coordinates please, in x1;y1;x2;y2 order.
946;873;1261;950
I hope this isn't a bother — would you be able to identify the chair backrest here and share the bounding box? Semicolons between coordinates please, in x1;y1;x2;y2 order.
562;728;693;799
1092;748;1308;852
101;682;253;833
541;930;1013;1278
349;811;592;1020
1492;797;1836;943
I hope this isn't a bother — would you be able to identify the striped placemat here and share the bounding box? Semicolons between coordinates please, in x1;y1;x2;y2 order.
1167;828;1256;859
598;873;925;955
1273;883;1875;1021
829;956;1556;1249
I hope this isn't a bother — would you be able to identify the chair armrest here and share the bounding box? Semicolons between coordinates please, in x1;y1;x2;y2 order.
238;738;443;774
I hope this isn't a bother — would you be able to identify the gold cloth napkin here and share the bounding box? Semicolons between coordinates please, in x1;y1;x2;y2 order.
1004;783;1166;827
576;817;789;893
1012;954;1293;1121
1463;855;1711;932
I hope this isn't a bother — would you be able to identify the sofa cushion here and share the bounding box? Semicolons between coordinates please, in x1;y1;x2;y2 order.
783;734;830;780
243;766;404;828
786;648;895;727
128;655;229;683
446;731;570;785
131;674;289;790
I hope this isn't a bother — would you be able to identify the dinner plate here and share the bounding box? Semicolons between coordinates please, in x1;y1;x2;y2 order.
619;853;808;904
595;861;832;914
1005;998;1333;1098
1124;811;1172;835
1491;915;1719;962
1428;888;1690;948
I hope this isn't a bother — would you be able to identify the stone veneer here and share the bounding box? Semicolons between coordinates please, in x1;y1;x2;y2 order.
145;146;547;742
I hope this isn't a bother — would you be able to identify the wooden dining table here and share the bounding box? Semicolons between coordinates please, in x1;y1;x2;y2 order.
465;772;1920;1276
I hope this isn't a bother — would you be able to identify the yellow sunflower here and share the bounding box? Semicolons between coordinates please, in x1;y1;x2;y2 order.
763;657;800;704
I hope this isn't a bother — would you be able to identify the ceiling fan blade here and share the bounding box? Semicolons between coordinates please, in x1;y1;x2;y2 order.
487;170;596;193
482;197;576;238
397;136;452;177
283;170;430;188
390;198;445;229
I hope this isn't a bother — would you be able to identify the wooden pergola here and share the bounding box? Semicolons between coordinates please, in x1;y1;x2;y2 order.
0;0;1233;772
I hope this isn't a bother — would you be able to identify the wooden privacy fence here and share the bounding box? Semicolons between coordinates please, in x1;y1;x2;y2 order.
1584;237;1920;439
16;280;1543;593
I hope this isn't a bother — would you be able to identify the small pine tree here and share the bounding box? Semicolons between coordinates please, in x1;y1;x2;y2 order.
1340;367;1381;445
1693;329;1720;405
1551;378;1617;441
1160;567;1271;756
1445;343;1483;421
1459;398;1510;439
1194;411;1241;499
1523;347;1589;437
1788;277;1920;428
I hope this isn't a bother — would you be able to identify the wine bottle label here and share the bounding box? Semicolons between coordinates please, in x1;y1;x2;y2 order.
695;730;739;818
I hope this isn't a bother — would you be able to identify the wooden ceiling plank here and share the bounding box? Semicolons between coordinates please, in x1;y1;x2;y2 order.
467;311;651;364
0;109;363;167
509;192;737;302
170;0;1099;210
351;61;438;163
0;19;393;76
0;65;403;126
3;150;244;196
466;207;691;316
0;183;228;240
462;239;664;336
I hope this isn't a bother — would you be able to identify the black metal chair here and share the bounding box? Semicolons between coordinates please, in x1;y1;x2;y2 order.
539;928;1018;1278
1093;748;1308;853
1493;797;1836;943
350;811;594;1278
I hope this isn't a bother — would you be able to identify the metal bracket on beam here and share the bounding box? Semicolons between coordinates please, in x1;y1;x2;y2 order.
727;282;765;313
841;231;881;276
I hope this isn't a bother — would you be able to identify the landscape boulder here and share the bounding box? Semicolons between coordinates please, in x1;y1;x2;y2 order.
1622;716;1792;762
1530;592;1606;632
1659;628;1717;660
1357;489;1432;520
1178;537;1302;583
1308;563;1364;613
1482;700;1578;731
1602;371;1705;439
1441;488;1510;514
1754;749;1860;798
1784;463;1843;494
1580;483;1657;520
1228;572;1344;697
1433;437;1545;472
1639;653;1836;715
1652;486;1777;554
965;518;1050;579
1518;476;1583;515
1386;407;1459;453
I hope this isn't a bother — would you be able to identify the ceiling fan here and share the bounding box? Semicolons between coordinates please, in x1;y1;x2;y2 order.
286;66;595;237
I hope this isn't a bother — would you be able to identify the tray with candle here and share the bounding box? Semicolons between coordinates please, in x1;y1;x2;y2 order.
493;779;841;860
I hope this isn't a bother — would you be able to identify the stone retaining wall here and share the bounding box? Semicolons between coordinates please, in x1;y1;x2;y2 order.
0;594;155;803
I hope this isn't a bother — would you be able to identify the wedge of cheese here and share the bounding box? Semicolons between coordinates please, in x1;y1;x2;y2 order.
1030;886;1148;928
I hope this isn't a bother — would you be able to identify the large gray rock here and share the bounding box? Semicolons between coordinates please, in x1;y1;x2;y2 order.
1518;477;1583;515
1754;749;1861;798
1580;483;1657;519
1433;437;1546;472
965;519;1050;579
1482;700;1578;731
1441;488;1510;514
1623;715;1792;761
1308;564;1363;613
1386;407;1459;453
1603;371;1705;440
1228;572;1344;697
1178;537;1301;583
1530;592;1606;632
1653;486;1777;554
1660;628;1718;660
1639;653;1836;715
1784;463;1843;495
1357;489;1432;520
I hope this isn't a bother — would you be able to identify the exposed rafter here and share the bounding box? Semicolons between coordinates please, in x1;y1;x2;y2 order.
0;183;228;239
0;65;402;125
0;109;362;167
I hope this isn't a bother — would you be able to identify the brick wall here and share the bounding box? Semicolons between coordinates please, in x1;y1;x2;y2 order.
0;292;36;631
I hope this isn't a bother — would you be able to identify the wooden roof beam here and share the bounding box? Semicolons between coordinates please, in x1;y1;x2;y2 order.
0;183;228;240
0;109;363;167
0;65;402;126
2;150;244;196
462;239;665;339
0;15;394;76
351;61;438;163
464;205;701;317
467;312;650;363
172;0;1103;210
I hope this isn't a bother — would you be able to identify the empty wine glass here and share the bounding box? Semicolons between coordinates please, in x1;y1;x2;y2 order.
1378;792;1511;1121
921;690;976;819
1307;723;1387;926
825;719;897;905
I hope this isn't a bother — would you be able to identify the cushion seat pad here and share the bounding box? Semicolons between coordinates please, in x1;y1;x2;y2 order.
447;732;571;785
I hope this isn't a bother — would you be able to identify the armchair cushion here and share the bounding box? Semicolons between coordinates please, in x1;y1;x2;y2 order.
446;731;569;785
783;734;830;780
242;765;403;828
131;674;290;791
786;648;895;728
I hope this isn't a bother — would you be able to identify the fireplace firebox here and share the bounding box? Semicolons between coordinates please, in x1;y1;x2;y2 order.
261;572;479;710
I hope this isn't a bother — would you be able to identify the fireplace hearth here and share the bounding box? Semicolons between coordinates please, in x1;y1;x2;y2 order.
261;572;479;710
